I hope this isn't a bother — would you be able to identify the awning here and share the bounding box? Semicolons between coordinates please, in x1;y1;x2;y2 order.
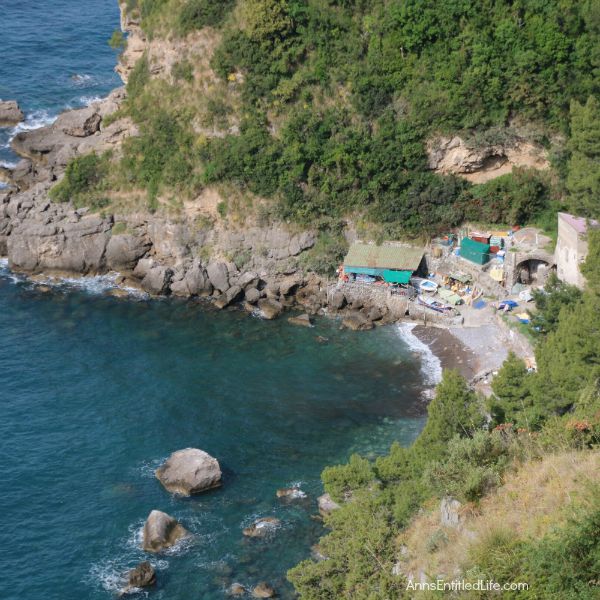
345;266;384;276
383;270;412;284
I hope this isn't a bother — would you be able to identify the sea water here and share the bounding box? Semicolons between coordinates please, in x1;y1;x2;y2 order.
0;269;434;599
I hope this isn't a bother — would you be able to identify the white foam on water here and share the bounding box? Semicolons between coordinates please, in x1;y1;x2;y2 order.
70;73;94;87
137;456;167;478
10;109;57;135
0;160;18;169
396;322;442;387
88;560;128;594
79;94;102;106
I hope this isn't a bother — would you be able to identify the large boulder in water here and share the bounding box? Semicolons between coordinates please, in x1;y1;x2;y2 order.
155;448;222;496
142;510;189;553
257;298;283;320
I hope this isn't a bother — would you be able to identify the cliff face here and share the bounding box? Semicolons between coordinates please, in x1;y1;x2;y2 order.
0;1;326;309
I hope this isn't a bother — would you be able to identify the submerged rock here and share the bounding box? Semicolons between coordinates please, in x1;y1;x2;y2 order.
287;313;313;328
276;487;307;500
227;583;247;596
252;582;276;598
155;448;222;496
317;493;340;516
342;312;374;331
242;517;281;538
142;510;189;553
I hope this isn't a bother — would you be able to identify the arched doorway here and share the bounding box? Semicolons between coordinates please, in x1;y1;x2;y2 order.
515;258;554;285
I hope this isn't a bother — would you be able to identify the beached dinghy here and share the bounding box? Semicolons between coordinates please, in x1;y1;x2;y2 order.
419;280;438;293
417;295;451;313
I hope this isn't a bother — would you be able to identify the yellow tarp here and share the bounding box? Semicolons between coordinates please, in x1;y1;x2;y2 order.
490;267;504;281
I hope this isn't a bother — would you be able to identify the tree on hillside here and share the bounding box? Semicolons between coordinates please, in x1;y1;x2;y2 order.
531;272;583;335
567;96;600;218
490;352;535;428
414;370;485;456
241;0;293;41
534;294;600;415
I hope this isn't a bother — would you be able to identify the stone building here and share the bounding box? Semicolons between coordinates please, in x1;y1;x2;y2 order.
555;212;599;288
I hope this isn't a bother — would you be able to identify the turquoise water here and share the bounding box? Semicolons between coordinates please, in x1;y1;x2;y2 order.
0;267;432;599
0;0;121;167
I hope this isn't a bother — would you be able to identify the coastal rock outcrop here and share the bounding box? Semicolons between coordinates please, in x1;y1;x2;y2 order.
342;311;374;331
126;561;156;589
242;517;281;538
106;233;150;271
257;298;283;320
56;105;102;137
0;100;24;126
5;187;112;274
141;265;173;295
318;493;340;516
206;261;230;293
155;448;222;496
142;510;189;553
252;582;276;598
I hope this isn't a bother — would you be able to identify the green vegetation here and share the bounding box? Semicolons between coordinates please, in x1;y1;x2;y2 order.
567;96;600;217
176;0;235;35
108;29;126;52
44;1;600;595
49;153;110;210
101;0;599;235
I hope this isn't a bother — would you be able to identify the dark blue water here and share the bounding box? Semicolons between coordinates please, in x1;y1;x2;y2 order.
0;0;121;167
0;267;434;599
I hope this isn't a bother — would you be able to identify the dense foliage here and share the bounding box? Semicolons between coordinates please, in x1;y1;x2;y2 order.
114;0;600;234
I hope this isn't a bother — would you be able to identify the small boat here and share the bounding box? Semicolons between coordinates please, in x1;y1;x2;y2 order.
419;280;438;293
417;295;451;313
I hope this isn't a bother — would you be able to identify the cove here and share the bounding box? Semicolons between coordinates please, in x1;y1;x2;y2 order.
0;270;431;599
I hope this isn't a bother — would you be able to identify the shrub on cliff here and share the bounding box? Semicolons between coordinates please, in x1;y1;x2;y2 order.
49;153;110;210
176;0;234;35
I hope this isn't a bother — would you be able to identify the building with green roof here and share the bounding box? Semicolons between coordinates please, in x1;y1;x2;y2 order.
343;243;425;284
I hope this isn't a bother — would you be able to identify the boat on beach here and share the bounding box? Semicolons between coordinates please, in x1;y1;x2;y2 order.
417;294;453;313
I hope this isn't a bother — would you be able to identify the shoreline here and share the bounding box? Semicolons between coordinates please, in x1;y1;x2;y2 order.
0;260;530;398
